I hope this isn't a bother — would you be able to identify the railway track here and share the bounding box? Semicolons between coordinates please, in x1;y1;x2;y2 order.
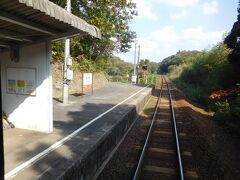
133;76;198;180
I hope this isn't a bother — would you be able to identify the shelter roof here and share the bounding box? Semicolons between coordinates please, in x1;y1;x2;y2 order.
0;0;101;50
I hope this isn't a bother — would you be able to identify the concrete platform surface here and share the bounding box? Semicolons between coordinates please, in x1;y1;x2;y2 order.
4;82;152;179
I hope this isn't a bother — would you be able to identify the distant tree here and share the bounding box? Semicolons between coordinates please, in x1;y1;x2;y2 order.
50;0;137;64
106;56;132;76
224;1;240;66
149;61;159;74
157;50;201;74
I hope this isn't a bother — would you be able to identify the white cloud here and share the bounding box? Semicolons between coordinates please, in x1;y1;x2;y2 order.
181;26;224;49
133;0;199;20
116;25;224;62
152;0;199;7
151;26;178;42
202;0;218;15
133;0;158;20
171;10;188;19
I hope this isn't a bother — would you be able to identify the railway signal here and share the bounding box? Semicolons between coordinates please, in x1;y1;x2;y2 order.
142;65;148;71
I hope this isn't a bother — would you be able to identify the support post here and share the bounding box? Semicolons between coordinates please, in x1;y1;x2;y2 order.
0;69;4;180
81;72;84;96
62;0;71;104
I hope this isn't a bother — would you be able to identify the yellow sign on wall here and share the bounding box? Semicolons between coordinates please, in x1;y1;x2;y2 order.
17;80;25;88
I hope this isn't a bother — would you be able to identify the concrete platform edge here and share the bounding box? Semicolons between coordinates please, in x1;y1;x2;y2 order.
59;87;152;180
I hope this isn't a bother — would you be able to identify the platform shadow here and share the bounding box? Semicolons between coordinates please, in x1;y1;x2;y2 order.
9;89;147;179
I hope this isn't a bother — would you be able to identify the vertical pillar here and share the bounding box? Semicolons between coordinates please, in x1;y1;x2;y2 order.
133;40;137;76
63;38;70;104
0;69;4;180
63;0;71;104
46;41;53;133
137;45;140;84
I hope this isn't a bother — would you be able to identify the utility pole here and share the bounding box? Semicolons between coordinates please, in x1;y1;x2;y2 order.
63;0;71;104
131;39;137;84
136;45;140;84
133;39;137;76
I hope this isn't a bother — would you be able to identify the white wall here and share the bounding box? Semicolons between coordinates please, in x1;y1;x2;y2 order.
0;42;53;133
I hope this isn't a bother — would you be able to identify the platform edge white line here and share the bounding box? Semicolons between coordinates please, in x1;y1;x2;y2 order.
5;85;150;179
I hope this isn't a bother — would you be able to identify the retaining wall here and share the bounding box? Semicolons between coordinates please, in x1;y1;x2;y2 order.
57;87;152;180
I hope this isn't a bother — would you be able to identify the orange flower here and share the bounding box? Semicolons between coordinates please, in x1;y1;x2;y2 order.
209;88;240;100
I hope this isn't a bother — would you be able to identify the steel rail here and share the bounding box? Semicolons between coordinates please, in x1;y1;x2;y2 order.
132;76;164;180
164;76;185;180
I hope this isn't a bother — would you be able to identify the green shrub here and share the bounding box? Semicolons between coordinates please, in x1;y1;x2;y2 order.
213;100;231;116
169;43;232;107
72;55;95;72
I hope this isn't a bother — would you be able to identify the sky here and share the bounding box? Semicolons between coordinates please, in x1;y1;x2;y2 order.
116;0;239;63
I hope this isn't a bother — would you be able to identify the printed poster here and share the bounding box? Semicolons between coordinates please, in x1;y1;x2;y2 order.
7;79;16;93
6;68;36;96
25;80;35;95
17;80;25;94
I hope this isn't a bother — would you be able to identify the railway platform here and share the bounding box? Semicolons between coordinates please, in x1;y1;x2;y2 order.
4;82;152;180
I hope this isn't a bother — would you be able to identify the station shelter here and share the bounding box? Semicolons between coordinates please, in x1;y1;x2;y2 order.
0;0;101;133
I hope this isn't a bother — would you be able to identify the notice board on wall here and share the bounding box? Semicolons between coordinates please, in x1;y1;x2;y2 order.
6;67;36;96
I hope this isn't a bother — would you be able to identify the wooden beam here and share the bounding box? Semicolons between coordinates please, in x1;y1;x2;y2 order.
0;10;57;35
